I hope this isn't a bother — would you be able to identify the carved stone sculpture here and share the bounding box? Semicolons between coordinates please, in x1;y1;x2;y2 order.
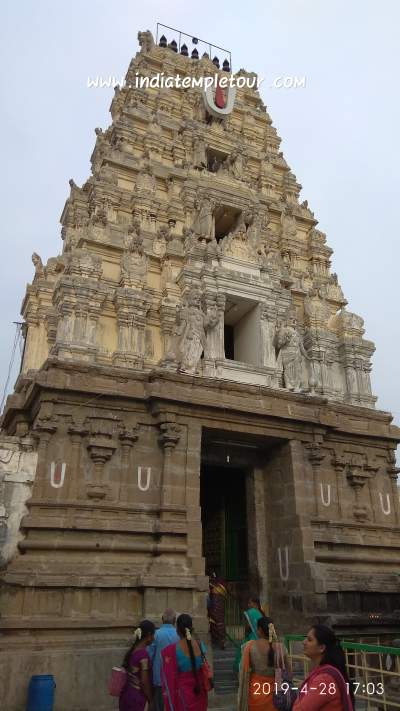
160;286;219;374
135;162;156;196
193;194;215;239
274;313;310;391
280;205;297;239
137;30;155;53
192;136;207;170
221;214;258;263
120;222;147;288
223;145;246;180
32;252;45;278
65;249;102;280
152;225;168;257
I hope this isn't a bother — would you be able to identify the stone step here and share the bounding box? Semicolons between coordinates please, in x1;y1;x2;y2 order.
208;691;237;709
214;656;236;666
212;641;239;699
214;650;237;659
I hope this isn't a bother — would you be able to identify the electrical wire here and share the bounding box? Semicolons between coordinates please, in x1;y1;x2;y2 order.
0;323;23;413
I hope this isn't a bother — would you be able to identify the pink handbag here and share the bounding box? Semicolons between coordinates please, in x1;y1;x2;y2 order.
107;666;127;696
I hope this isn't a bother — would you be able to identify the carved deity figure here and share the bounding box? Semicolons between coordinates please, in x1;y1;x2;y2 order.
143;117;163;160
274;315;310;391
193;195;215;239
163;288;219;374
221;214;258;264
280;205;297;239
135;162;156;196
223;146;246;180
192;136;207;169
120;221;147;287
137;30;155;53
326;272;346;304
246;208;266;247
152;225;168;257
32;252;45;278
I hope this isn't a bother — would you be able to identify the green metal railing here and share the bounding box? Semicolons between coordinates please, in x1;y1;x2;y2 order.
224;590;245;647
284;634;400;710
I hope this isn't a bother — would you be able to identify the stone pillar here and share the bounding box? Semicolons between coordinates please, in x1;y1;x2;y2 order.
346;461;371;522
119;426;139;467
260;303;277;368
305;441;325;518
387;450;400;524
159;300;179;357
67;423;89;500
184;421;204;576
246;466;268;602
86;435;117;501
118;425;140;499
158;418;181;514
31;418;57;499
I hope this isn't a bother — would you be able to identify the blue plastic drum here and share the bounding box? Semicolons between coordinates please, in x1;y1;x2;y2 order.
27;675;55;711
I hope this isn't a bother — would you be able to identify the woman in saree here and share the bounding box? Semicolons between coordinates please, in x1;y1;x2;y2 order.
119;619;155;711
238;616;289;711
234;597;266;673
293;625;354;711
161;613;209;711
208;571;228;649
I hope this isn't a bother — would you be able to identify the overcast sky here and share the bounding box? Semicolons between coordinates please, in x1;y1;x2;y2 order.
1;0;399;425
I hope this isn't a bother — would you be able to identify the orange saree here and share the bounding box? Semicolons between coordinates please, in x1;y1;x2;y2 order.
237;641;275;711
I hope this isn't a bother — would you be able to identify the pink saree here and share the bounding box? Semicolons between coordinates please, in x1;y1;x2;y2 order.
161;643;208;711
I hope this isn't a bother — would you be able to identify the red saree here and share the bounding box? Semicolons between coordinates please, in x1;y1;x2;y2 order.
161;643;208;711
293;664;353;711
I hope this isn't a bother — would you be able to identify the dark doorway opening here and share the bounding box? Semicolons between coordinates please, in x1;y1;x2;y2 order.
201;464;248;585
214;205;241;242
224;324;235;360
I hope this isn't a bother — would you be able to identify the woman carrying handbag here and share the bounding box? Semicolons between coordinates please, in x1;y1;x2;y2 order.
238;616;291;711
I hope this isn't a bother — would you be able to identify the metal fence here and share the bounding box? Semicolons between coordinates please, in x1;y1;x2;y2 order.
224;590;245;646
284;634;400;710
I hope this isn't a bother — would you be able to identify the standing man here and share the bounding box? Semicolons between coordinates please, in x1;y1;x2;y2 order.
148;608;179;711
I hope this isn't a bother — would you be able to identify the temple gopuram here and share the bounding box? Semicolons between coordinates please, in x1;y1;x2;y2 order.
0;28;399;710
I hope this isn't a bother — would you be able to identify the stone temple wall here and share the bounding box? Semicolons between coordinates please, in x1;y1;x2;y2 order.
0;435;38;566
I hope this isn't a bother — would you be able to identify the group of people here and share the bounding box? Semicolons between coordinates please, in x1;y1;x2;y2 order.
236;606;354;711
119;609;209;711
208;584;355;711
117;600;355;711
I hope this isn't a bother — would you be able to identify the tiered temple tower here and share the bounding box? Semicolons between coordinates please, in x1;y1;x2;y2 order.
0;29;399;710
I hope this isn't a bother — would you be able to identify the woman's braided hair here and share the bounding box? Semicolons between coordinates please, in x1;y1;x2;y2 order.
122;619;155;668
257;616;277;667
177;613;200;695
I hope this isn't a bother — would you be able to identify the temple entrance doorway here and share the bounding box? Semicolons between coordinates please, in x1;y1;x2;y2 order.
200;428;282;610
201;464;249;595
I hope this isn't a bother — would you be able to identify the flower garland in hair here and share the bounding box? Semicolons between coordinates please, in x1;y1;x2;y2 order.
268;622;278;643
185;627;192;641
133;627;142;641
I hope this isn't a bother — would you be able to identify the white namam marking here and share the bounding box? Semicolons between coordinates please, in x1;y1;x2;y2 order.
50;462;66;489
320;483;331;507
202;85;236;118
278;546;289;581
137;466;151;491
379;492;391;515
